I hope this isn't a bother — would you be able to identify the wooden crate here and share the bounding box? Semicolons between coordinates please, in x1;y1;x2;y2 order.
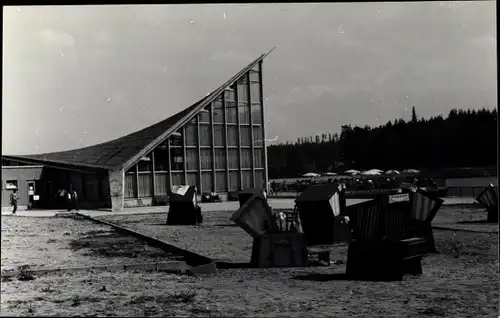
251;232;308;268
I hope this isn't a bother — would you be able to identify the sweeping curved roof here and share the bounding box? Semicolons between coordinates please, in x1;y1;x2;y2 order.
5;49;274;170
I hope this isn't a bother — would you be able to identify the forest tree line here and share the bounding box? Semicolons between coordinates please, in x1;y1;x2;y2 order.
267;107;498;178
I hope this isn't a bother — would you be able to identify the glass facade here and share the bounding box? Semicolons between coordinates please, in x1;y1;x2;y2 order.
124;63;266;197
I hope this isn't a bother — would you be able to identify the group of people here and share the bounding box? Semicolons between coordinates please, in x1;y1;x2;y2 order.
8;186;80;214
59;187;80;211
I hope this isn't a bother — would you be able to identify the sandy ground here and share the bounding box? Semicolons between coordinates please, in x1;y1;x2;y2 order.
1;205;498;317
1;229;498;317
95;206;499;263
95;211;255;263
1;215;181;273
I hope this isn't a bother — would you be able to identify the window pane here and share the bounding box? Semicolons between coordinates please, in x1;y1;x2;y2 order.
253;126;263;147
154;173;168;196
249;70;260;82
125;173;136;198
237;77;249;104
201;172;213;193
138;174;153;197
251;63;260;72
171;172;184;186
185;124;197;146
251;104;262;125
199;124;212;146
227;126;238;146
250;82;261;103
228;149;239;169
154;143;169;171
215;148;226;169
170;148;184;171
213;100;224;124
229;171;240;191
240;126;251;146
241;149;252;168
214;125;225;146
200;148;213;170
169;130;183;146
254;148;264;168
198;107;211;123
242;170;253;189
186;172;199;189
226;102;238;123
255;170;265;189
186;149;198;170
137;153;153;172
224;86;236;102
239;104;250;124
215;171;227;192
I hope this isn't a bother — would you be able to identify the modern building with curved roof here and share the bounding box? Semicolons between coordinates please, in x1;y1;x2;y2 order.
2;50;273;212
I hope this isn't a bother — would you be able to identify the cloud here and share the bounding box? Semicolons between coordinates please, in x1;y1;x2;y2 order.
94;29;112;45
210;50;253;63
37;28;75;47
469;35;496;48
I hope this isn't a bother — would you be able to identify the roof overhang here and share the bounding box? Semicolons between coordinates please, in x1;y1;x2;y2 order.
2;155;108;173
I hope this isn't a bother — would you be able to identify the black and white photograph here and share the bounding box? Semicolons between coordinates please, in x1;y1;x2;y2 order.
1;2;498;317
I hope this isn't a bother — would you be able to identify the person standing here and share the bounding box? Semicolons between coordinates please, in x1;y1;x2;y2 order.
67;188;79;211
71;189;79;211
66;189;73;211
10;189;19;214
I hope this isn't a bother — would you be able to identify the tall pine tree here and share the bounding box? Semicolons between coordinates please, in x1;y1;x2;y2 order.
411;106;417;123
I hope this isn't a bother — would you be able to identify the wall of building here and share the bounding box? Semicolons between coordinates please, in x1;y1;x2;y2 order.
2;166;43;208
122;62;268;207
2;164;111;210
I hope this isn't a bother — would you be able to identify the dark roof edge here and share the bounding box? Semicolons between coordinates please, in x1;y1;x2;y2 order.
119;48;275;171
2;155;109;170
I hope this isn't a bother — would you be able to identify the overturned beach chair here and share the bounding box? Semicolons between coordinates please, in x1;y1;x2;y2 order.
474;184;498;223
230;194;308;268
345;194;430;281
237;188;267;207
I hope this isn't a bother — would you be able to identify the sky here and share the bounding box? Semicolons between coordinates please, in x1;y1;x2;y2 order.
2;2;497;155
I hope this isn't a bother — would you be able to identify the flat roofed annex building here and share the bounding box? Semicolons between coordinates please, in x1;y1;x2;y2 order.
2;50;273;212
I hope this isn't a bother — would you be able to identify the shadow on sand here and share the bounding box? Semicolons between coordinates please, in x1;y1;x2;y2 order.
213;224;240;227
457;219;491;224
292;273;415;282
215;261;254;269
